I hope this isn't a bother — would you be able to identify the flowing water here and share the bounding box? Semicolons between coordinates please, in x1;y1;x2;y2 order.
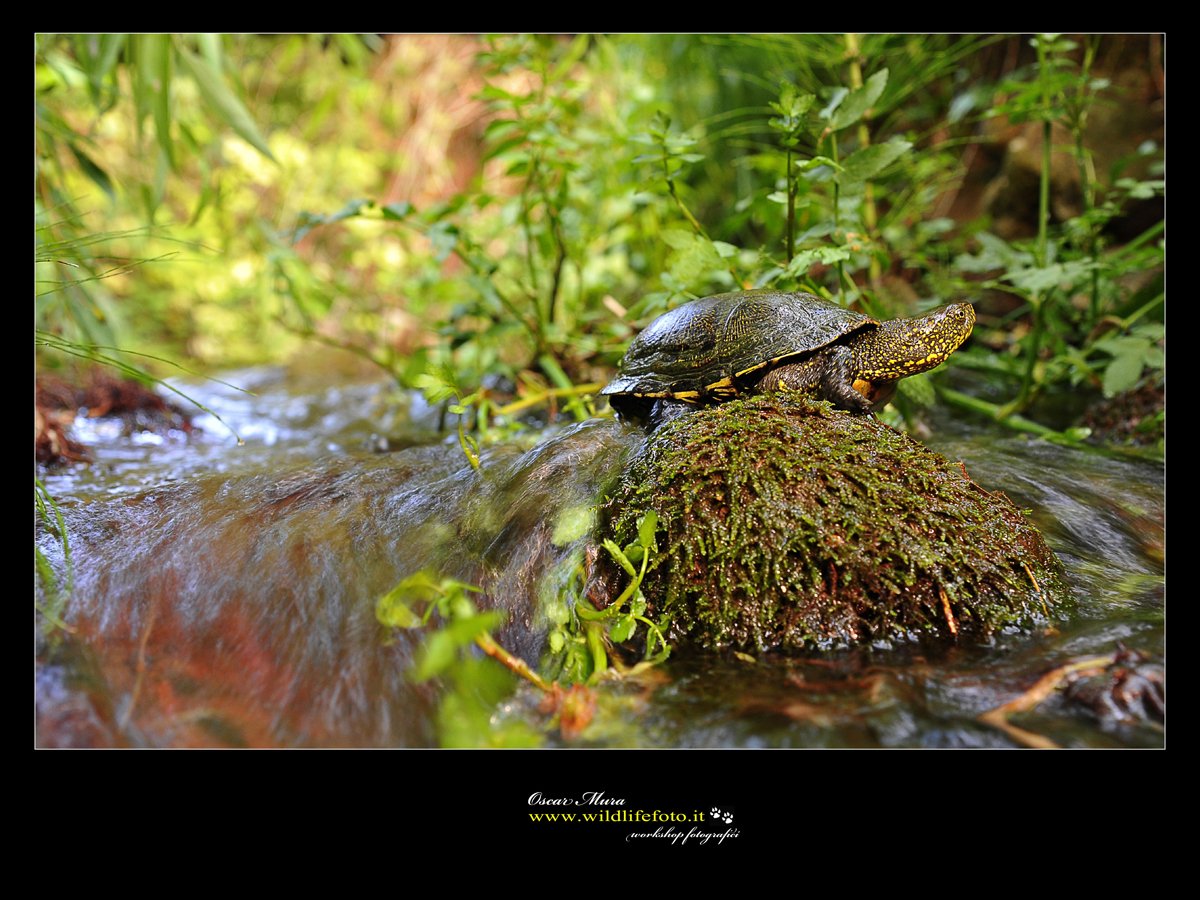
35;361;1165;748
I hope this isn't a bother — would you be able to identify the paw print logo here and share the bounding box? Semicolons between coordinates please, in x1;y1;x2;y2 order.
710;807;734;824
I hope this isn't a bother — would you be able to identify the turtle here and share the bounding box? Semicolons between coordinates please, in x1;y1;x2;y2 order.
602;289;975;428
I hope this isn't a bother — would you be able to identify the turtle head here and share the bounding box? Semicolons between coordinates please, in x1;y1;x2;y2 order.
853;303;975;382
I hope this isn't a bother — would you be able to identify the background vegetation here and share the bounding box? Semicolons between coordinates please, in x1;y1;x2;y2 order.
35;34;1165;445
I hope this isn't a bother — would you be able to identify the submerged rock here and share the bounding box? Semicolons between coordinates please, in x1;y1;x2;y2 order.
604;395;1069;651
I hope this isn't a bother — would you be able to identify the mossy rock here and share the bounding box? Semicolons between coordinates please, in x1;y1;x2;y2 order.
604;394;1069;651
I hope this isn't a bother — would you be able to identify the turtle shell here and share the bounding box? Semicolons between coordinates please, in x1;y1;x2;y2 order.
603;290;878;409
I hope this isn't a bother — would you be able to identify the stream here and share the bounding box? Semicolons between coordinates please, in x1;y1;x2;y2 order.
34;360;1165;748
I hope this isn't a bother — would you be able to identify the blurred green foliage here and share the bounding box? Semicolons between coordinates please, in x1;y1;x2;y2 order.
35;33;1164;441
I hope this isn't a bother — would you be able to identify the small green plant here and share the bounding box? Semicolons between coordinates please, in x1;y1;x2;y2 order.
375;570;546;747
628;112;741;317
947;35;1163;436
632;111;708;238
374;512;673;742
571;511;671;674
766;82;817;267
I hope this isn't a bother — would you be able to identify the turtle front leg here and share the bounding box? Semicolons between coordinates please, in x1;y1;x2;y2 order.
819;346;874;412
756;350;872;412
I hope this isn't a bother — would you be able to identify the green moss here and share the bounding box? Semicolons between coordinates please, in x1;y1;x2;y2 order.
604;395;1069;651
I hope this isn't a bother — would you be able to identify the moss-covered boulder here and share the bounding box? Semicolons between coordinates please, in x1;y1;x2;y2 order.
604;394;1068;651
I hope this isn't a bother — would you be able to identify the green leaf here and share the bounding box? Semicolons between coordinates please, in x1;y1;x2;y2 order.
954;232;1034;273
81;34;125;111
413;609;506;682
148;145;168;217
66;143;115;203
151;35;174;170
784;246;851;278
604;538;637;578
426;221;458;263
325;198;373;223
948;90;979;124
196;33;224;71
414;631;458;679
481;135;528;163
666;234;725;288
1115;177;1165;200
659;273;685;292
610;615;636;643
837;140;912;184
377;570;441;613
1103;352;1145;397
831;69;888;130
376;591;422;628
382;201;413;220
549;33;591;82
770;80;796;115
175;42;277;163
661;229;695;250
1007;260;1100;293
482;119;520;140
637;509;659;550
478;83;517;102
332;33;370;67
1093;335;1150;356
1132;323;1165;342
127;35;174;178
819;86;849;121
769;83;815;129
538;354;574;391
414;370;458;403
